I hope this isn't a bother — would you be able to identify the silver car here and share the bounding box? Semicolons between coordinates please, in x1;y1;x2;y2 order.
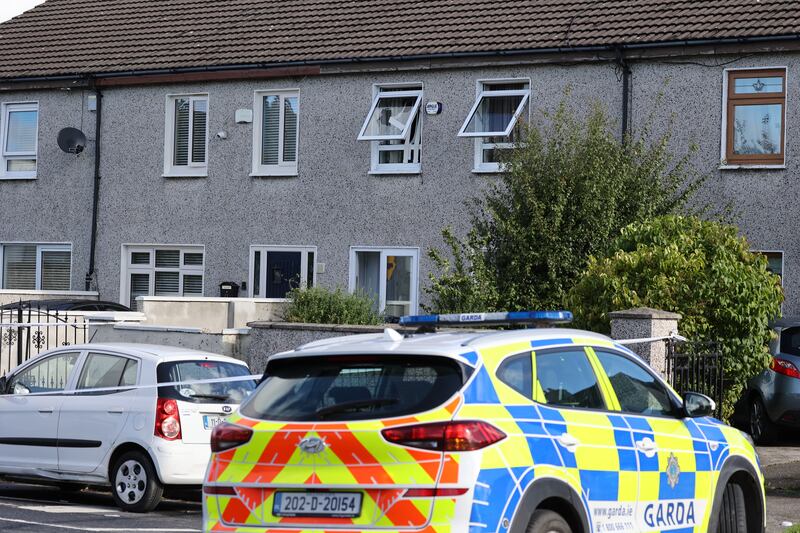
746;318;800;444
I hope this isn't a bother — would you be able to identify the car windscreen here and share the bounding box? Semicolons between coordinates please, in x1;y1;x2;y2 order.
157;360;256;404
239;355;470;422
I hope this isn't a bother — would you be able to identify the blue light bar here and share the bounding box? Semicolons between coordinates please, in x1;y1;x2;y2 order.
399;310;573;328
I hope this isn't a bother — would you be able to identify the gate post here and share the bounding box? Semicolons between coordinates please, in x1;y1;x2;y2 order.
608;307;681;378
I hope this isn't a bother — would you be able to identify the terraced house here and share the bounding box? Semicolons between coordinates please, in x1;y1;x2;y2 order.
0;0;798;316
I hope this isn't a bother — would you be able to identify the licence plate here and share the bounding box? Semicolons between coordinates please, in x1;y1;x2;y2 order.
203;415;224;430
273;491;362;518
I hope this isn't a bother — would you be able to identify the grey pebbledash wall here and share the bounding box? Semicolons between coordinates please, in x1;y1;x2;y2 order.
0;52;798;313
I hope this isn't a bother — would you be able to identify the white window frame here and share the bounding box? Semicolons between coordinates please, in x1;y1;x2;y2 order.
119;244;205;306
163;94;209;177
358;88;423;141
458;78;530;173
360;83;423;175
753;249;784;285
1;102;39;180
0;242;72;290
251;89;300;177
348;246;419;315
720;66;788;170
248;245;317;299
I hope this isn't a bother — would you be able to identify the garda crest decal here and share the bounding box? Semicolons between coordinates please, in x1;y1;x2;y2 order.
666;452;681;488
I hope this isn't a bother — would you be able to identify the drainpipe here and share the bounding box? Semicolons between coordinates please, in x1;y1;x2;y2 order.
616;47;632;140
86;81;102;291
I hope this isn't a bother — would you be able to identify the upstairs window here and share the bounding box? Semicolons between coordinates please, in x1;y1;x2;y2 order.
164;95;208;176
459;80;529;172
358;85;423;174
724;68;786;166
0;243;71;291
1;102;38;179
253;90;299;176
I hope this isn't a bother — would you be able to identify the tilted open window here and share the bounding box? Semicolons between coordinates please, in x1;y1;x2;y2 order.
358;89;422;142
458;83;529;138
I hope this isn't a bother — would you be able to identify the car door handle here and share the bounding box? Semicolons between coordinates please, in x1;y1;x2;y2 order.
38;408;54;414
557;433;580;451
107;408;124;414
635;437;658;457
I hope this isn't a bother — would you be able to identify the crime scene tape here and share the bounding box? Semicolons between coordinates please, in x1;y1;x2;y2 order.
2;374;264;398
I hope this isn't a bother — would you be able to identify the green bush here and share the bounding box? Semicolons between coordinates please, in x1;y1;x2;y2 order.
568;215;783;418
283;287;383;325
425;97;707;313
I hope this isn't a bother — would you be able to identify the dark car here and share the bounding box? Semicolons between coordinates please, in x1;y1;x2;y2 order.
0;299;132;312
743;317;800;444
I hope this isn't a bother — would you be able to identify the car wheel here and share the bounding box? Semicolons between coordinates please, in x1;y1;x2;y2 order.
749;396;776;445
717;482;747;533
111;450;163;513
526;509;572;533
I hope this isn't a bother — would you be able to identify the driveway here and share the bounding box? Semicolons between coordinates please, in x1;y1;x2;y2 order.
759;444;800;532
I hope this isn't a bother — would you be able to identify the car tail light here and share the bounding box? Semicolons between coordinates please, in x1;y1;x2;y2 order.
381;421;506;452
155;398;182;441
770;357;800;379
211;422;253;453
403;488;469;498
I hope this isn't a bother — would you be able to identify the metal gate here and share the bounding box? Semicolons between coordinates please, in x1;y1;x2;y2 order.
665;339;724;416
0;305;88;377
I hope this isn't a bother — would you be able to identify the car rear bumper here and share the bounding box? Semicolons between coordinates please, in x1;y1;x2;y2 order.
150;440;211;485
763;376;800;427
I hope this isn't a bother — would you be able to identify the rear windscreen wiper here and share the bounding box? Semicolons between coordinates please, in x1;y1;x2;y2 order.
186;393;230;401
315;398;399;418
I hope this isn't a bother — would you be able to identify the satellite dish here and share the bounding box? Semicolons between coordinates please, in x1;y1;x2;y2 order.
57;127;86;155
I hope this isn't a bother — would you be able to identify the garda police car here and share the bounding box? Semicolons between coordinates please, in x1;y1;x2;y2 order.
203;311;764;533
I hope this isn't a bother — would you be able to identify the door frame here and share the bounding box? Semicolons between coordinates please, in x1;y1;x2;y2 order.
248;245;317;299
348;246;420;315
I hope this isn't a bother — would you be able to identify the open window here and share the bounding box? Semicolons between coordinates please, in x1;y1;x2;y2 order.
358;88;422;142
359;85;423;174
459;80;530;172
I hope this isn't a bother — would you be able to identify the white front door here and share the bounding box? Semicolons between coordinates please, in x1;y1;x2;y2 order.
0;351;81;472
57;352;139;474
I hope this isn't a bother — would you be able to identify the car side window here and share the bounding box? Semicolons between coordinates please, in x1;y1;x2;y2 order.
9;352;81;394
77;353;139;393
594;350;675;417
497;352;533;399
535;349;605;409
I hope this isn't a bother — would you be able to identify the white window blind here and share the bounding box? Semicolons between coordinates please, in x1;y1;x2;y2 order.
2;244;36;289
40;250;71;291
129;273;150;309
253;91;299;176
1;103;38;178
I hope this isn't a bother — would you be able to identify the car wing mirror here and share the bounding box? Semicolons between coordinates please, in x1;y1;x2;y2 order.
683;392;716;418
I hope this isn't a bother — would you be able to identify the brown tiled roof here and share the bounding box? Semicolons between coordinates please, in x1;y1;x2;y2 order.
0;0;799;80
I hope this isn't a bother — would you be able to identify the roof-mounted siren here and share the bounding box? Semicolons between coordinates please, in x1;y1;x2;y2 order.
399;310;574;329
57;127;87;155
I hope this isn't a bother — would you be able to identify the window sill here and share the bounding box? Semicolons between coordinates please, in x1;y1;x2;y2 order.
250;172;298;178
472;168;505;174
368;169;421;176
162;173;207;178
0;175;37;181
719;164;785;170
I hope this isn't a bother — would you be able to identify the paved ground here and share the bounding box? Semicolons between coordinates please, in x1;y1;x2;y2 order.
0;483;201;532
1;444;799;533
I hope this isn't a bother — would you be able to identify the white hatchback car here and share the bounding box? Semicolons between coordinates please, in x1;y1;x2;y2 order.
0;343;255;512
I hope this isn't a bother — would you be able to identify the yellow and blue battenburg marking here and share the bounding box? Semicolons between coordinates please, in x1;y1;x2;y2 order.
203;312;764;533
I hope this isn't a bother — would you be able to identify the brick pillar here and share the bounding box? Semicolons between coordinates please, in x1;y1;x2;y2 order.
608;307;681;378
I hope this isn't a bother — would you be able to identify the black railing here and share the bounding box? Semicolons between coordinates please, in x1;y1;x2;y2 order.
665;339;724;417
0;303;87;377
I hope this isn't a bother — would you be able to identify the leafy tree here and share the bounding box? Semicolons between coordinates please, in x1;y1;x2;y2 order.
568;215;783;417
425;98;706;313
